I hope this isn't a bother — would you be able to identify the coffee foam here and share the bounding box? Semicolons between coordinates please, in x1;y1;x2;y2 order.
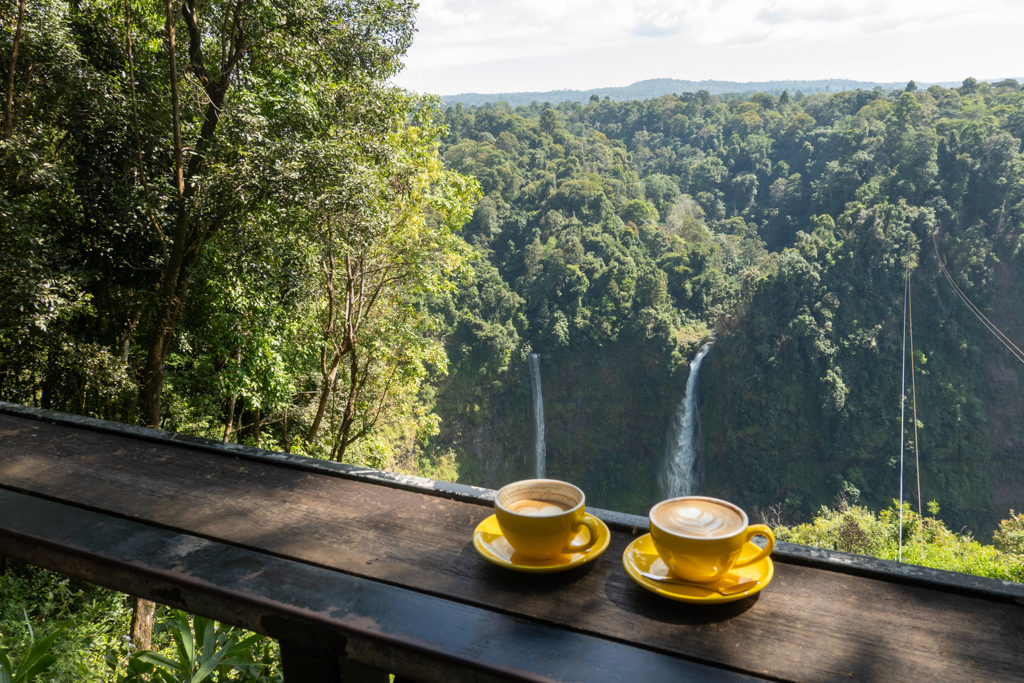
653;499;745;538
497;480;582;514
507;498;571;517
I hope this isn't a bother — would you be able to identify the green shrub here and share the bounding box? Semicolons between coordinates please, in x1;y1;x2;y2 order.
993;510;1024;556
775;501;1024;583
0;563;131;682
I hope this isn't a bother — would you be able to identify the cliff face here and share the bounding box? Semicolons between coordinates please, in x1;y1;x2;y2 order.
428;254;1024;536
700;246;1024;537
982;258;1024;529
431;342;691;515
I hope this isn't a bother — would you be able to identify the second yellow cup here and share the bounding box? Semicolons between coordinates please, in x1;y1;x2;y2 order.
649;496;774;583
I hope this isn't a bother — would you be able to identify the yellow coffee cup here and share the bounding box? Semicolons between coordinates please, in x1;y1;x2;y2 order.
649;496;774;584
494;479;602;560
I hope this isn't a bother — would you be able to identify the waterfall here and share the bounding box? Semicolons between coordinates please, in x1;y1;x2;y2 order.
528;353;546;479
660;341;714;499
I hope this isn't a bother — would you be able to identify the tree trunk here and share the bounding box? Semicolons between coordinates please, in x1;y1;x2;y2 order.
129;597;156;650
306;353;342;443
131;0;242;650
2;0;25;139
223;394;237;442
138;262;187;427
334;343;362;461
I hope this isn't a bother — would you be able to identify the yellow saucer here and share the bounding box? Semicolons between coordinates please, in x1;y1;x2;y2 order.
622;534;773;603
473;513;610;573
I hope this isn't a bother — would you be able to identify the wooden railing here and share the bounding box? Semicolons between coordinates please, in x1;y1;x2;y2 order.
0;402;1022;682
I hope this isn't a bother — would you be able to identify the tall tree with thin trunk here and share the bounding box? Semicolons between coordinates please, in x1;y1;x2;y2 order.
131;0;417;430
2;0;25;139
304;124;479;462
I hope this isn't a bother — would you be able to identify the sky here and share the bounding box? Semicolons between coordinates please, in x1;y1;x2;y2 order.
392;0;1024;95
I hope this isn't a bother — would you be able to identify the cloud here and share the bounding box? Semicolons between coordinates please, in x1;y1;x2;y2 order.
633;21;681;37
396;0;1024;93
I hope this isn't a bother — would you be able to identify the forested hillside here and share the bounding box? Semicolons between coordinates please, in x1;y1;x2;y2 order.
425;81;1024;535
442;77;970;108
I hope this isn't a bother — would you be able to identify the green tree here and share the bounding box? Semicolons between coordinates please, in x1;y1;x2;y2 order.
1;0;485;652
303;123;479;462
134;0;418;428
619;198;658;226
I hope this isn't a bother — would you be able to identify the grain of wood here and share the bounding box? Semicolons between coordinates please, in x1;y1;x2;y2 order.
1;414;1021;682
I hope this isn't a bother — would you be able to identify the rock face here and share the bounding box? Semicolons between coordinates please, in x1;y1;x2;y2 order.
699;246;1024;537
431;342;692;515
429;258;1024;536
983;260;1024;530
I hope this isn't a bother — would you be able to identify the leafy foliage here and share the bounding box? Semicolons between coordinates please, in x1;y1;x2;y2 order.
0;563;279;683
775;501;1024;582
0;610;61;683
0;563;129;682
1;0;477;469
993;510;1024;556
120;611;269;683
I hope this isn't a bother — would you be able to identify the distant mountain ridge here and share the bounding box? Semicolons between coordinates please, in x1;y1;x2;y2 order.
442;77;1021;107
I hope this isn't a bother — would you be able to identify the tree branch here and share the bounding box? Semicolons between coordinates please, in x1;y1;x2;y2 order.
180;0;211;88
165;0;184;198
126;0;169;263
3;0;26;139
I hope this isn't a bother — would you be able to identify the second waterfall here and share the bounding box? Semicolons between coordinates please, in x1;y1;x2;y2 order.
659;341;714;499
528;353;546;478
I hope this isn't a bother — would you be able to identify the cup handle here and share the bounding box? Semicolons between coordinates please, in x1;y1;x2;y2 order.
734;524;774;568
567;515;601;553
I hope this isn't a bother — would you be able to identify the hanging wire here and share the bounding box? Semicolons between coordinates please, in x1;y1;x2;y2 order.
932;232;1024;365
908;271;923;560
898;268;908;563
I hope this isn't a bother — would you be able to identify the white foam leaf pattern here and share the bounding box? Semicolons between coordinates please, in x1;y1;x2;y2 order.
673;507;725;534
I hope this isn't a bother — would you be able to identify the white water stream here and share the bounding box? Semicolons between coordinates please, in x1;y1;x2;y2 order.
660;341;714;499
528;353;547;478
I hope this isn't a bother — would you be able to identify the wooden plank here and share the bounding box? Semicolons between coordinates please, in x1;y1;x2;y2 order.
6;400;1021;605
1;414;1022;682
0;489;763;683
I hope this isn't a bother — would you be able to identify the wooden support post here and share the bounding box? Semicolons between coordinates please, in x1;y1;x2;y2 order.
280;641;341;683
339;659;391;683
280;641;389;683
269;616;389;683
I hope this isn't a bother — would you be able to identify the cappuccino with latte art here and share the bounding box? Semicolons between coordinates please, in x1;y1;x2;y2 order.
651;499;745;538
648;496;775;583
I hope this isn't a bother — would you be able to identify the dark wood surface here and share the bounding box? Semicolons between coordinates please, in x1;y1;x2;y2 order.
1;413;1022;682
0;489;754;683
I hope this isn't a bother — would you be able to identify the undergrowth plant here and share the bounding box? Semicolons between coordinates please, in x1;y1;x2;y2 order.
0;609;61;683
774;500;1024;582
119;611;272;683
0;564;280;682
0;562;131;681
